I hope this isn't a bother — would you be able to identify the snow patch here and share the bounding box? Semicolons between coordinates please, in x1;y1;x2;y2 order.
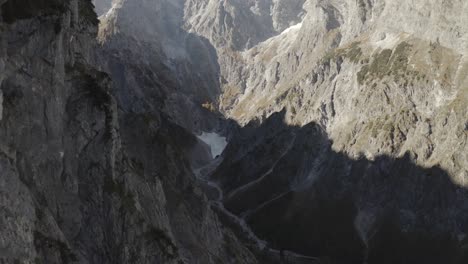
274;21;303;50
242;21;303;58
102;4;118;19
371;32;403;50
197;132;228;158
280;22;303;35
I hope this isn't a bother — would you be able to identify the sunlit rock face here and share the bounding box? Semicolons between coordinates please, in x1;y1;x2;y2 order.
179;0;468;190
1;0;467;263
156;0;467;261
181;0;467;173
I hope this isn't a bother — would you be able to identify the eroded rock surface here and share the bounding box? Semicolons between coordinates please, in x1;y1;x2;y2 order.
1;0;468;263
0;1;257;263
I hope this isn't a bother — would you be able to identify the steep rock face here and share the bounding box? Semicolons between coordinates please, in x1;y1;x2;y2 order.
0;1;257;263
212;111;468;263
180;0;467;164
97;0;224;133
2;0;468;263
182;0;307;109
184;0;468;178
184;0;306;50
177;0;468;262
92;0;467;261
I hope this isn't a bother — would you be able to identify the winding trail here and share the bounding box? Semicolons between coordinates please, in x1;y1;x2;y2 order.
193;156;321;263
225;134;296;201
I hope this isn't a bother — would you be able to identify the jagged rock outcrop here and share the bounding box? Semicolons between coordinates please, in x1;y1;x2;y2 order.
184;0;306;50
179;0;468;262
2;0;468;263
182;0;468;182
0;1;257;263
155;0;467;262
97;0;224;133
212;111;468;263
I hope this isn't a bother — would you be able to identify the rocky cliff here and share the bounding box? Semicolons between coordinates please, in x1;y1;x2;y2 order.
182;0;467;172
0;1;257;263
213;111;468;263
184;0;468;262
96;0;225;134
181;0;467;262
1;0;468;263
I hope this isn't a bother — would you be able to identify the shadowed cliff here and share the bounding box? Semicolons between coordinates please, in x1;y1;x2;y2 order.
96;0;224;134
2;0;467;263
0;1;257;263
211;110;468;264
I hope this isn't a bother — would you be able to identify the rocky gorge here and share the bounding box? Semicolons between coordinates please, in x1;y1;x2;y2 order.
1;0;467;263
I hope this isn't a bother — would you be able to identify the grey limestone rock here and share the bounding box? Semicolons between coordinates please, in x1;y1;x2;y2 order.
2;0;468;263
0;0;257;263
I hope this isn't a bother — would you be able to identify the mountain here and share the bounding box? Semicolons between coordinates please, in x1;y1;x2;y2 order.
0;1;255;263
1;0;467;263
